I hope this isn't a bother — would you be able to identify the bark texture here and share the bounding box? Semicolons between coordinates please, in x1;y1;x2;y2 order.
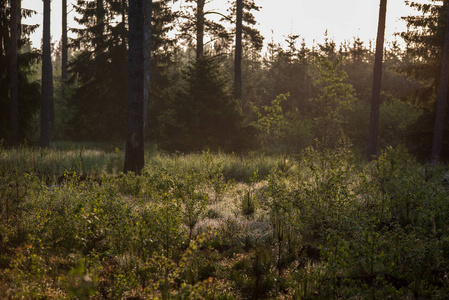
367;0;387;159
41;0;52;148
196;0;205;59
234;0;243;102
124;0;145;174
143;0;152;129
431;4;449;163
9;0;18;145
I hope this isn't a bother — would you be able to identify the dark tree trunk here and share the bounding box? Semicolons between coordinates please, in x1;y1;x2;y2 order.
17;0;21;36
9;0;18;145
196;0;205;59
41;0;51;148
61;0;68;100
367;0;387;160
143;0;152;130
124;0;145;174
234;0;243;102
96;0;105;43
50;60;54;127
431;4;449;163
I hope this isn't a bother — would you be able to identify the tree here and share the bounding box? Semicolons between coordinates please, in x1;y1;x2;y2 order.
228;0;263;110
124;0;145;174
367;0;387;159
41;0;52;148
400;1;449;159
144;0;152;128
196;0;205;58
179;0;230;58
158;55;248;151
9;0;19;145
61;0;68;100
68;0;176;141
431;4;449;163
234;0;242;101
1;2;39;143
68;0;129;140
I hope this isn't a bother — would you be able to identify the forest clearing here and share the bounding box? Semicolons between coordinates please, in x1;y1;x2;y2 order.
1;144;449;298
4;0;449;298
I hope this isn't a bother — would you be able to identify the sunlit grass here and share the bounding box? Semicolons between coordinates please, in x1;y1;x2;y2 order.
0;143;284;182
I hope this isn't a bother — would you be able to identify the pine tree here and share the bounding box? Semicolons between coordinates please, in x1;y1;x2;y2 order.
431;4;449;163
61;0;68;100
124;0;145;174
179;0;230;57
234;0;242;101
143;0;152;128
227;0;263;112
68;0;177;141
9;0;19;145
0;2;39;143
367;0;387;159
41;0;52;148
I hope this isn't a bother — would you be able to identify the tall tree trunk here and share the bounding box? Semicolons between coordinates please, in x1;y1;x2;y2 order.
9;0;18;145
431;4;449;163
61;0;67;100
17;0;21;36
196;0;205;59
96;0;104;44
143;0;152;130
234;0;243;103
124;0;145;174
367;0;387;160
41;0;51;148
50;60;54;127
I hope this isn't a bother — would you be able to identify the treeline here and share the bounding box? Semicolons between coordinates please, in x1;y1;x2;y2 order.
2;0;449;160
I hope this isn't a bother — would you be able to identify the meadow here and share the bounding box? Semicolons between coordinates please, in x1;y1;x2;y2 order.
1;143;449;299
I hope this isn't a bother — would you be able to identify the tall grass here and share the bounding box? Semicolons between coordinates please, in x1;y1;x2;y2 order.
0;143;283;182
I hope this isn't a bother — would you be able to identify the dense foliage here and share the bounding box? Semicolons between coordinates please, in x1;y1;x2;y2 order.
1;145;449;298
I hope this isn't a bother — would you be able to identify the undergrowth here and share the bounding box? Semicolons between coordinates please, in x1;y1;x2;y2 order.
1;144;449;299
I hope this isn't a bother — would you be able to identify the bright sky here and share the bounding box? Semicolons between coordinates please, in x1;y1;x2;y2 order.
21;0;418;50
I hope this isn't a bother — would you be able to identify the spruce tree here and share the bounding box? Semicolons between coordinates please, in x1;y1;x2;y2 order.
401;0;449;158
68;0;177;141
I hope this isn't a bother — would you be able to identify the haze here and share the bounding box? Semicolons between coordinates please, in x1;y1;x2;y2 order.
22;0;416;50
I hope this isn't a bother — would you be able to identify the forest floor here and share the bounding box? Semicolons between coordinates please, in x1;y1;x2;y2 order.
1;143;449;299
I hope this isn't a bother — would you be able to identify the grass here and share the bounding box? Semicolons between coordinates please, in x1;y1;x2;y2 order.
1;143;449;299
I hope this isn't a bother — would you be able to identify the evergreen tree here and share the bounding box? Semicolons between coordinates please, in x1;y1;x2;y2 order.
0;1;39;144
367;0;387;159
41;0;52;148
68;0;177;141
401;0;449;159
124;0;145;174
61;0;68;101
227;0;264;112
235;0;242;101
262;34;313;113
158;56;248;151
178;0;231;57
431;3;449;163
143;0;152;128
9;0;19;145
226;0;264;52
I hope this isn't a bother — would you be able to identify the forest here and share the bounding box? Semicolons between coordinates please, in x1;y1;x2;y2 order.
2;0;449;298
